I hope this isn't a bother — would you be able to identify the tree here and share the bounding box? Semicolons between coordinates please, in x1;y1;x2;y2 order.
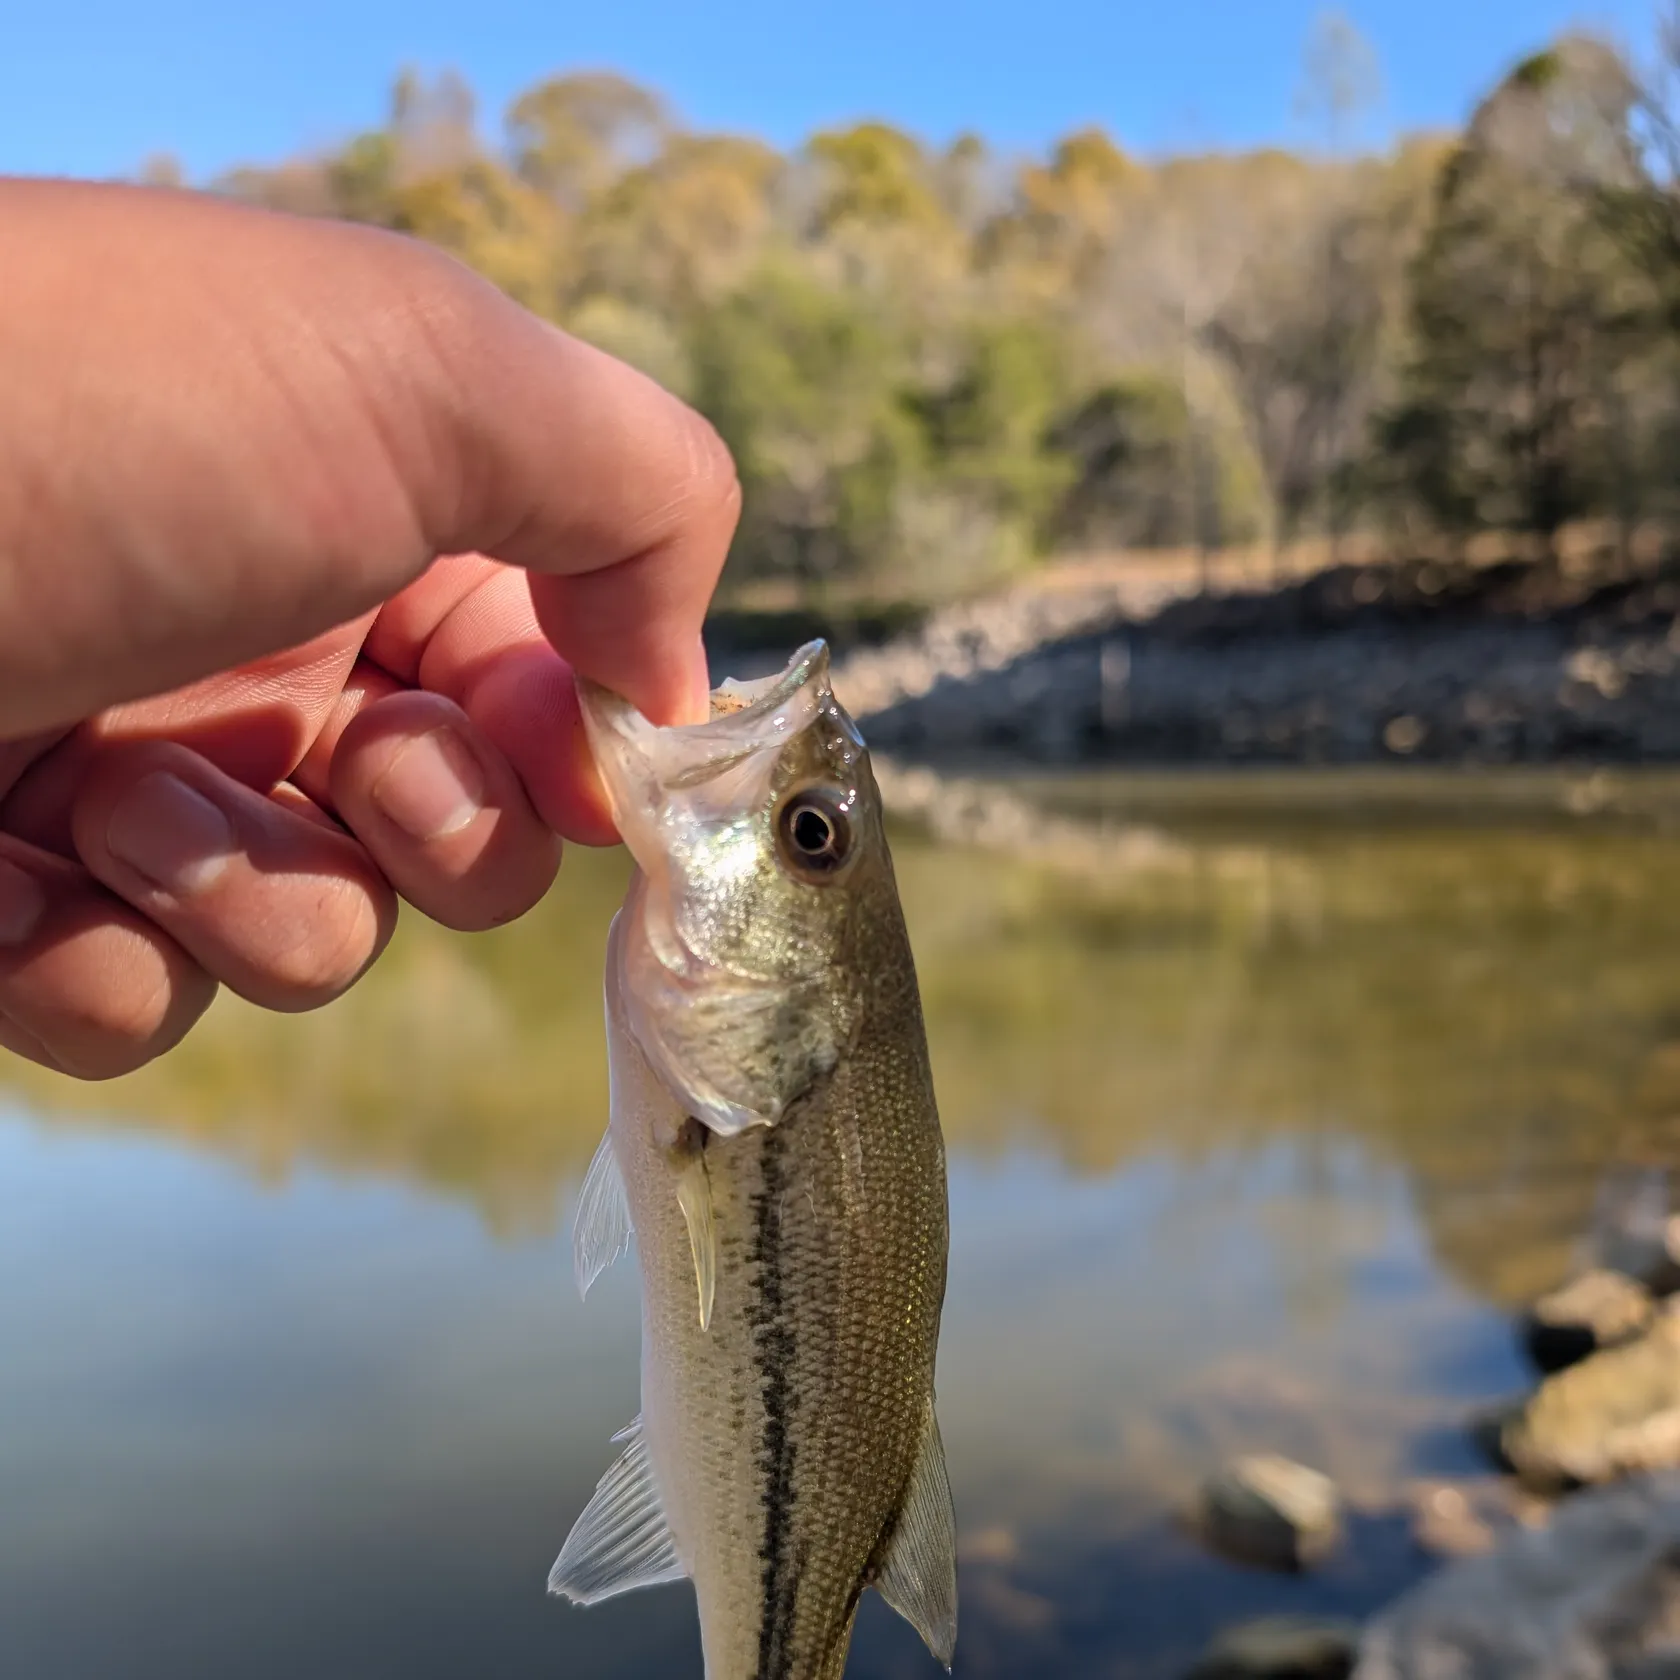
1385;39;1664;551
202;41;1680;603
1144;153;1314;574
791;122;968;301
1295;9;1382;155
689;262;917;592
1595;4;1680;338
1205;158;1416;558
1044;374;1263;551
1199;11;1390;561
573;133;782;317
977;127;1138;304
1299;12;1384;557
506;72;668;210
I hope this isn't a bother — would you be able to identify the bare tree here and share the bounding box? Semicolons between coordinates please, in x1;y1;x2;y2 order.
1300;11;1383;564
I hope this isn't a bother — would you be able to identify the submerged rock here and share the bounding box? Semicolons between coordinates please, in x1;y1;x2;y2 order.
1197;1454;1342;1571
1522;1269;1656;1373
1407;1481;1498;1559
1355;1472;1680;1678
1187;1615;1359;1680
1504;1311;1680;1491
1405;1477;1553;1561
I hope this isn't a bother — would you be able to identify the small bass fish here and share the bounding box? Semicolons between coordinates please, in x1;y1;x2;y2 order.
550;640;956;1680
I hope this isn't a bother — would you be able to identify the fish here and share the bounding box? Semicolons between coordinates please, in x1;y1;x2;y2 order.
549;639;957;1680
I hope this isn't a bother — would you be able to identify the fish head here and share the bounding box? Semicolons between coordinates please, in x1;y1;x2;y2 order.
579;639;899;1138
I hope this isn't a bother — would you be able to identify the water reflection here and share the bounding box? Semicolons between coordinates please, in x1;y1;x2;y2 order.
6;771;1680;1676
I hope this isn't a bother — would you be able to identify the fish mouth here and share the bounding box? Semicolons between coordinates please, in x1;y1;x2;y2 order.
576;639;833;867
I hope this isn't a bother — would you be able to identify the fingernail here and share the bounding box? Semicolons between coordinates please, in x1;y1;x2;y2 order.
106;772;235;894
0;857;44;945
371;728;485;841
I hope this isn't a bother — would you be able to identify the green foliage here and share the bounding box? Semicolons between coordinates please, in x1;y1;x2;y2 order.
210;30;1680;599
505;71;668;208
1045;374;1261;550
908;317;1076;520
1384;44;1669;545
690;261;915;589
805;121;948;238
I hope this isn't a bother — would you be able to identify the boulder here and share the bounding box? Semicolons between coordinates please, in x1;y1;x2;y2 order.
1522;1269;1656;1373
1355;1472;1680;1679
1187;1616;1359;1680
1197;1454;1342;1572
1503;1311;1680;1492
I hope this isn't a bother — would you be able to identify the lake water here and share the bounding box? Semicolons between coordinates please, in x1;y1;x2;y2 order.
7;768;1680;1679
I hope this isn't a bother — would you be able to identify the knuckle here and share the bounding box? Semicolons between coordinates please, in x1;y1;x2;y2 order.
681;408;742;522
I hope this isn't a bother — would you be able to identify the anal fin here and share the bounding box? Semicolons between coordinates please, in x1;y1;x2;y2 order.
872;1397;958;1670
573;1130;632;1300
548;1415;687;1605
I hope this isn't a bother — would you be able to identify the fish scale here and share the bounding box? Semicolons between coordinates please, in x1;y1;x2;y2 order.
552;641;956;1680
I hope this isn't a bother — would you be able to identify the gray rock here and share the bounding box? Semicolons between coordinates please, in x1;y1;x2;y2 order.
1523;1270;1657;1373
831;560;1680;772
1504;1312;1680;1492
1355;1473;1680;1679
1187;1616;1359;1680
1197;1454;1343;1572
1406;1476;1555;1561
1408;1481;1499;1559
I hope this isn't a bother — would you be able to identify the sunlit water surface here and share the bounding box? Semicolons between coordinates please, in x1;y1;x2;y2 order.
8;769;1680;1679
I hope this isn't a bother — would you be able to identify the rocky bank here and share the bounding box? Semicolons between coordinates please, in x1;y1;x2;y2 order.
821;557;1680;767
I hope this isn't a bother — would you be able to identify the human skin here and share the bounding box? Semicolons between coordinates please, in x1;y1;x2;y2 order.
0;178;742;1078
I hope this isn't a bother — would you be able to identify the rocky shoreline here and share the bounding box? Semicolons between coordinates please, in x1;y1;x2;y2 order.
814;557;1680;768
1171;1172;1680;1680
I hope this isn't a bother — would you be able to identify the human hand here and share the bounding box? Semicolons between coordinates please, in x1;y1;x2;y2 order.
0;179;740;1078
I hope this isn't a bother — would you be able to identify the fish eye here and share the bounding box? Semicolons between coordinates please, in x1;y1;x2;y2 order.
775;787;853;879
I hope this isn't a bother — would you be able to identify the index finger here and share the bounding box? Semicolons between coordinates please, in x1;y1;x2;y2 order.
0;182;739;736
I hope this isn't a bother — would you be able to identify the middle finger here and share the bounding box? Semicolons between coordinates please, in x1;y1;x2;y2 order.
70;740;398;1012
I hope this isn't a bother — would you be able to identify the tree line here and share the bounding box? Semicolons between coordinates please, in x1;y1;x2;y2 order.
170;11;1680;601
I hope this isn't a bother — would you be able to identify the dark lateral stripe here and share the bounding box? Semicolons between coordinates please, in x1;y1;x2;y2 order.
749;1123;800;1680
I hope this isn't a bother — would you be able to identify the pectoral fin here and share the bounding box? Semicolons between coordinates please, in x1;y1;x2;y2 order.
573;1131;633;1301
872;1398;959;1669
548;1416;687;1605
674;1150;717;1332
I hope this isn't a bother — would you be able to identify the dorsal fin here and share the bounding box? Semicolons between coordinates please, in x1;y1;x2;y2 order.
872;1398;958;1669
573;1130;632;1300
548;1416;687;1605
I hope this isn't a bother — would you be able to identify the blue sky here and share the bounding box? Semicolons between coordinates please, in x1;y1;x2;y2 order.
1;0;1661;182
